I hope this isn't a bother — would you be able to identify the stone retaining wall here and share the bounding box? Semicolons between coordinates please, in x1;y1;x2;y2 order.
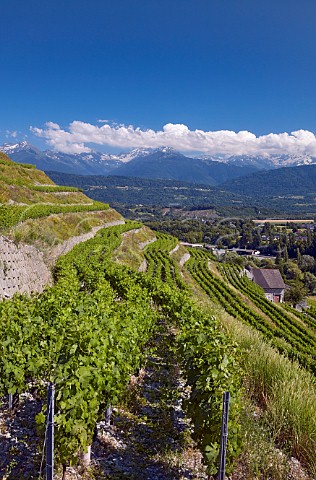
179;253;190;266
0;219;125;300
0;237;51;299
46;220;125;266
139;237;157;250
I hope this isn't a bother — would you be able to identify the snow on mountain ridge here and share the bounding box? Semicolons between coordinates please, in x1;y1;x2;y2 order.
100;147;179;163
2;141;30;152
1;142;316;169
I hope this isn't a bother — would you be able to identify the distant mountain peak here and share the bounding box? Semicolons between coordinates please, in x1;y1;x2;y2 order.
1;141;41;154
100;146;181;163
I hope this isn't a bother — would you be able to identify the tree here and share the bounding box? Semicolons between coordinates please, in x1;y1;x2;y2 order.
252;230;262;248
239;231;252;249
275;249;283;265
303;272;316;294
284;282;307;306
221;251;244;266
260;258;275;269
283;260;302;281
301;255;315;273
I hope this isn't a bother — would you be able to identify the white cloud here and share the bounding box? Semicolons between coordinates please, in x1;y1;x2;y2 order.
45;121;60;130
30;121;316;157
5;130;18;138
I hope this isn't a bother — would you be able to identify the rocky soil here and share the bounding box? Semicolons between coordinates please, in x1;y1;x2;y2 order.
0;323;207;480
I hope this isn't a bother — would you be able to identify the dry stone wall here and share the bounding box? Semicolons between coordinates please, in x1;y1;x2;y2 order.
179;252;190;266
46;220;125;266
0;237;51;299
139;237;157;250
0;219;125;300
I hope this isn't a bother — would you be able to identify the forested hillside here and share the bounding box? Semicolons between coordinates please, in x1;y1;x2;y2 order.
222;164;316;197
46;171;250;208
46;168;316;218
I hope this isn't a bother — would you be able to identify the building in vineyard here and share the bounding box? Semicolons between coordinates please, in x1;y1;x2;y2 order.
250;268;285;303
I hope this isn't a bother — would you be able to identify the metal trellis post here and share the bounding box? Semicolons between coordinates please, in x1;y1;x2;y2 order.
218;391;230;480
105;404;112;426
46;382;55;480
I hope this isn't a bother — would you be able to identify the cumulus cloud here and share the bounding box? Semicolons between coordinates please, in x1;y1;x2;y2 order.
45;121;60;130
30;121;316;156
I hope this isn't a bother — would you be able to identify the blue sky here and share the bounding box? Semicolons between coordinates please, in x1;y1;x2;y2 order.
1;0;316;155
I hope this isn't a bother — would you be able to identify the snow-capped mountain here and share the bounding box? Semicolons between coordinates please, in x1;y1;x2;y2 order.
100;147;177;163
2;141;316;180
0;143;178;174
96;147;259;185
197;153;316;169
268;153;316;167
0;142;123;175
0;142;257;184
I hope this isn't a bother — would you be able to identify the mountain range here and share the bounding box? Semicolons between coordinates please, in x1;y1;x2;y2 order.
0;142;122;175
2;141;316;186
0;142;256;185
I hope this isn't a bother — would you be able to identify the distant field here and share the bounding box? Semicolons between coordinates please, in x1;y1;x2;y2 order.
253;219;314;224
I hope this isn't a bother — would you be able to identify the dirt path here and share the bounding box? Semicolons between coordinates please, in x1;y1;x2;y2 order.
92;322;207;479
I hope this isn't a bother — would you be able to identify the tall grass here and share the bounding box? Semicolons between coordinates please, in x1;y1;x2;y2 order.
223;314;316;475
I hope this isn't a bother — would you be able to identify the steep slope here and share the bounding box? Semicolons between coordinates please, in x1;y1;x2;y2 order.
0;151;89;205
0;151;121;240
0;152;123;299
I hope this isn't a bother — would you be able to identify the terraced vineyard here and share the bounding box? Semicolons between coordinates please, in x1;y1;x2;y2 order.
0;201;109;230
187;249;316;374
279;302;316;333
0;223;241;476
144;232;187;289
2;150;314;478
0;151;111;232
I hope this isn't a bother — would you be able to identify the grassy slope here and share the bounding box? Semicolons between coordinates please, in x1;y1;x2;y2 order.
9;208;123;249
113;225;156;270
0;152;122;250
0;153;91;205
